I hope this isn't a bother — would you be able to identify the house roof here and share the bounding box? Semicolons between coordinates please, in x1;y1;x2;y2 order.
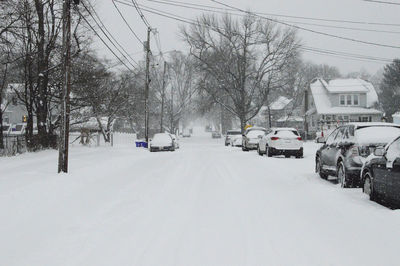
310;78;381;115
327;79;379;107
277;116;304;122
270;96;292;110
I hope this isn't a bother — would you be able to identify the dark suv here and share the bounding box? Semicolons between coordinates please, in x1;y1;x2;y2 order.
361;136;400;208
315;123;400;188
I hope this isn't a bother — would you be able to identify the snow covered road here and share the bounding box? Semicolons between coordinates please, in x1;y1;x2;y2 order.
2;135;400;266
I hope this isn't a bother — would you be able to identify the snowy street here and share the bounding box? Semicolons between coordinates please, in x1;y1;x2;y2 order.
2;133;400;266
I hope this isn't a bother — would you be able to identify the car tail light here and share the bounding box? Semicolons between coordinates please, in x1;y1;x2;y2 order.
350;146;359;157
271;137;279;141
297;137;302;141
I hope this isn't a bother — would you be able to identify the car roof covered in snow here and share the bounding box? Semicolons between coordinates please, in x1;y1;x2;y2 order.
347;122;400;129
271;127;298;131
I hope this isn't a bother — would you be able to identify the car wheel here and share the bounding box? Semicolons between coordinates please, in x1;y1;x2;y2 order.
337;161;350;188
150;147;154;152
257;146;263;156
316;157;328;179
242;143;248;152
285;154;290;158
266;146;272;157
363;172;376;201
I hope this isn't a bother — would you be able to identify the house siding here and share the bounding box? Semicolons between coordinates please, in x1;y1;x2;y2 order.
330;93;367;107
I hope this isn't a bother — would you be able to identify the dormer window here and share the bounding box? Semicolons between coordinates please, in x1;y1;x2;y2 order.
339;94;360;106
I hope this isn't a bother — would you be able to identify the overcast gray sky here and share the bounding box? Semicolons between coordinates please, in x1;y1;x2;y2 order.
94;0;400;75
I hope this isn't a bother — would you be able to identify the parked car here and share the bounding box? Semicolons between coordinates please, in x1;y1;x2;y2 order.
361;136;400;208
316;122;400;188
149;133;175;152
258;128;303;158
212;131;222;139
242;127;268;151
182;129;191;137
170;134;180;149
225;129;241;146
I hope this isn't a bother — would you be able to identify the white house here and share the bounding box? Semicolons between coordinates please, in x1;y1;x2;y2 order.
306;78;382;135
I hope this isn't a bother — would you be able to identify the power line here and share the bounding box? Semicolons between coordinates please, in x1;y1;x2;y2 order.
75;3;135;72
84;0;140;68
115;0;394;64
148;0;400;27
112;0;144;45
210;0;400;49
131;0;152;27
363;0;400;5
145;0;400;34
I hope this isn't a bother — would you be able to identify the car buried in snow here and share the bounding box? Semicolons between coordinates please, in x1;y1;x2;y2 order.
361;135;400;208
224;129;241;146
149;133;175;152
211;131;222;139
258;128;303;158
315;122;400;188
242;127;268;151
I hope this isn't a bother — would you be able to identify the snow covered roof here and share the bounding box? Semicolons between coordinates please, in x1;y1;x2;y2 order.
277;116;304;122
310;78;381;115
269;96;292;111
327;79;379;107
327;79;369;93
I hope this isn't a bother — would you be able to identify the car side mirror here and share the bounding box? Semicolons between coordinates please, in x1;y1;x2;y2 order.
316;137;326;144
374;147;386;157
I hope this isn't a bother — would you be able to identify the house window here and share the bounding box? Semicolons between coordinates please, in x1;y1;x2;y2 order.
339;94;360;106
343;116;349;121
346;95;352;105
340;95;345;106
12;96;18;105
362;116;369;122
353;95;359;106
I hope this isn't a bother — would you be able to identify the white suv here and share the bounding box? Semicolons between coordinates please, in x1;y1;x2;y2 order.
258;128;303;158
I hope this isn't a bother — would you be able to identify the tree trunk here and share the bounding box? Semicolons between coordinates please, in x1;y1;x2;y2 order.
0;107;3;150
34;0;49;148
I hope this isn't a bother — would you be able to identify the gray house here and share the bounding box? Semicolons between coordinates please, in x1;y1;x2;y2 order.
2;84;28;126
306;78;382;135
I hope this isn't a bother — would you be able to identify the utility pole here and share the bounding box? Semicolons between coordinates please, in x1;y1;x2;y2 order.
160;61;167;133
303;88;309;141
144;27;151;143
58;0;73;173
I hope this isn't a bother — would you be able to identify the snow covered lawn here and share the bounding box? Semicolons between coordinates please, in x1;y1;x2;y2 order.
1;136;400;266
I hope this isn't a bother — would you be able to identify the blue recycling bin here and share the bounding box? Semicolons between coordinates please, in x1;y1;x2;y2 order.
135;141;142;148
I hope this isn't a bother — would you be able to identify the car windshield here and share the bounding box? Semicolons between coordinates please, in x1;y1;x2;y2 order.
355;126;400;145
227;131;241;135
247;130;265;138
153;134;171;142
275;130;299;138
15;125;23;131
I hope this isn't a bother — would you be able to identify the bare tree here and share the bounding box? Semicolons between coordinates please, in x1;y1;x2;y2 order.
181;13;300;132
